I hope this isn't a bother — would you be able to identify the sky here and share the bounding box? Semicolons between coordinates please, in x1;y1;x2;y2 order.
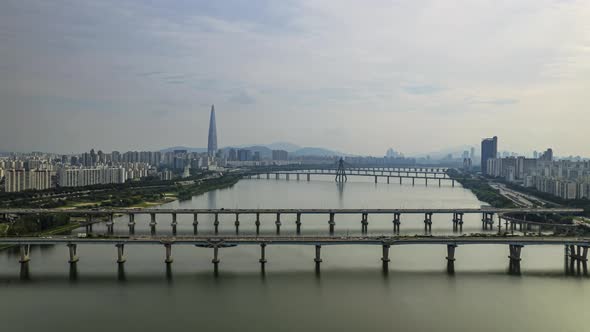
1;0;589;156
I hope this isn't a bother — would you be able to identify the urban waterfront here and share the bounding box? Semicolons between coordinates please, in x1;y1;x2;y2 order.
1;177;587;332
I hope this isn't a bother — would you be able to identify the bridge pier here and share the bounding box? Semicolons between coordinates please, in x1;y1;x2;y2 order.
255;213;261;235
425;178;428;186
452;179;455;187
212;246;220;272
275;213;281;235
374;176;378;183
164;243;173;264
116;243;126;264
307;174;310;181
19;244;31;263
387;176;390;184
296;213;302;234
106;214;114;234
482;212;494;230
234;213;240;234
412;178;415;186
259;243;267;267
171;213;177;235
566;245;589;275
286;174;290;181
508;244;523;274
257;174;260;179
67;243;79;263
438;179;441;187
328;212;335;235
424;213;433;234
446;244;457;261
193;213;199;235
85;215;93;233
393;213;401;234
150;213;157;235
361;213;369;233
128;214;135;234
399;177;402;185
275;173;279;180
214;213;220;234
381;244;391;271
314;245;322;272
297;174;300;181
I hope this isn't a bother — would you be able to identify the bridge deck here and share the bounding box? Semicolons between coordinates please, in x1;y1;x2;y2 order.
0;208;582;215
1;236;588;246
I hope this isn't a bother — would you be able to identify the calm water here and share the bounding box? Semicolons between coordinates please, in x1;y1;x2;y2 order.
1;176;588;332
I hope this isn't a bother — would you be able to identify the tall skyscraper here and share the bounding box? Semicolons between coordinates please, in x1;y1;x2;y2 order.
481;136;498;174
207;105;218;156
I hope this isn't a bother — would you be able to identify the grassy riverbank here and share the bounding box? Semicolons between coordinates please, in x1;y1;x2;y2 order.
447;169;516;208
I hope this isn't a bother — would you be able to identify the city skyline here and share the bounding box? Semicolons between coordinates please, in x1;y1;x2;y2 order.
1;1;590;156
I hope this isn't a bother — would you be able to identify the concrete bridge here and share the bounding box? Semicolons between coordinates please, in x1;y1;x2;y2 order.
245;168;452;185
2;235;589;275
0;207;582;236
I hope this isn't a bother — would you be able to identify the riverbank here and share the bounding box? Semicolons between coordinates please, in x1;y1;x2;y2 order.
446;170;516;208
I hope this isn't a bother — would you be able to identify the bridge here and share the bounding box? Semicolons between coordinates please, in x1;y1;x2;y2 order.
2;235;589;275
0;207;581;235
245;167;453;185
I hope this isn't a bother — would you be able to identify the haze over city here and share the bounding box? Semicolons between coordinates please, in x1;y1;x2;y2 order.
2;0;590;155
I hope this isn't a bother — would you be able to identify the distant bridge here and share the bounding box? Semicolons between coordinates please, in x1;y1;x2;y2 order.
245;166;453;185
0;207;582;236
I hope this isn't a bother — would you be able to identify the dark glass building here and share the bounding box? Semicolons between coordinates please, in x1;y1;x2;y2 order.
481;136;498;174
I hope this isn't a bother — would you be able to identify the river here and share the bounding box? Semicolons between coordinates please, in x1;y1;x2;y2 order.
1;176;588;332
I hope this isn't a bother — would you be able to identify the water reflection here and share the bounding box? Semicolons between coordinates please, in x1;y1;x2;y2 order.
117;263;126;282
19;262;31;280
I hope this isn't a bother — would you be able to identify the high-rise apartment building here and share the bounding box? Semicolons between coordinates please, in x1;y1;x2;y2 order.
481;136;498;174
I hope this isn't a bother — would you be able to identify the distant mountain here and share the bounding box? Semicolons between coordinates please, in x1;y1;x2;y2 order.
265;142;301;152
159;142;349;158
159;146;207;153
292;147;347;157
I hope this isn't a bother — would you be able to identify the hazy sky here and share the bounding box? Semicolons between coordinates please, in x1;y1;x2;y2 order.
1;0;589;156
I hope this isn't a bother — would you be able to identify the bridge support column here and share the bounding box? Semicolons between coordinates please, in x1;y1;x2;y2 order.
234;213;240;234
567;245;589;275
374;176;378;183
446;244;457;262
19;244;31;263
399;177;402;185
212;246;220;272
193;213;199;235
67;243;79;263
150;213;157;235
296;213;302;234
171;213;177;235
328;212;335;235
275;213;281;235
275;173;279;180
314;245;322;272
128;214;135;234
393;213;401;234
286;174;290;181
508;244;523;274
162;243;173;264
116;243;126;264
214;213;220;234
106;214;114;234
424;213;433;234
361;213;369;234
412;178;415;186
85;215;93;233
259;243;267;267
255;213;261;235
452;180;455;187
387;176;390;184
425;178;428;186
381;244;391;271
297;174;300;181
19;244;32;264
307;174;310;181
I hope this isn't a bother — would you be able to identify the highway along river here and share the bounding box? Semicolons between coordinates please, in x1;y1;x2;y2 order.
1;176;588;332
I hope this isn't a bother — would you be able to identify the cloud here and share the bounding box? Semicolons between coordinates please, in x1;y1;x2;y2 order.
403;85;443;95
228;91;256;105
